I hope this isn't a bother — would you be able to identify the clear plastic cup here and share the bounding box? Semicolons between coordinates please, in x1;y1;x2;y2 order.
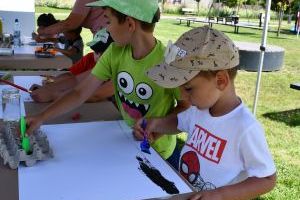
2;88;21;122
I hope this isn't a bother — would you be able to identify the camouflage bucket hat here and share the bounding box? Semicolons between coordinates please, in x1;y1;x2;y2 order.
147;26;239;88
86;0;159;23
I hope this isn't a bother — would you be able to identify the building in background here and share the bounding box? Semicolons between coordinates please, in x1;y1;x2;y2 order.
0;0;35;38
166;0;213;9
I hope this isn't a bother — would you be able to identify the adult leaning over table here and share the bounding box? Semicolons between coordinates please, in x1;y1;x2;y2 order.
37;0;108;36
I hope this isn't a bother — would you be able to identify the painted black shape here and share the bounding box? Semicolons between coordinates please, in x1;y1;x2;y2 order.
136;156;179;194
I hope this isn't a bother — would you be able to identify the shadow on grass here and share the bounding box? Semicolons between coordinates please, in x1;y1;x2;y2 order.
222;31;257;36
263;109;300;127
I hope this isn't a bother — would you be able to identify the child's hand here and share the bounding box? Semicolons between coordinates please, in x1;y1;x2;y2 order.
29;84;42;91
133;118;158;142
35;35;44;43
30;86;55;103
25;115;44;135
31;32;37;40
188;190;222;200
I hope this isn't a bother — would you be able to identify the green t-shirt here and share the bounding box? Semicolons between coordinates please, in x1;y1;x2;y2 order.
92;40;179;159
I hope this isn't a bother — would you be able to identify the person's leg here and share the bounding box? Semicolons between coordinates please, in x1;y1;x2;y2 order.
166;143;180;171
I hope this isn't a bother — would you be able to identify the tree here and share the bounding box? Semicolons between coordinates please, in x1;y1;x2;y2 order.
195;0;201;15
275;0;290;36
160;0;167;13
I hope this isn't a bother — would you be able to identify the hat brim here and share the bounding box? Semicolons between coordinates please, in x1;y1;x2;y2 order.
146;62;199;88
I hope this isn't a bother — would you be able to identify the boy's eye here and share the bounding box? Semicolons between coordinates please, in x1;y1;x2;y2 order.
184;87;192;92
117;72;134;94
136;83;153;100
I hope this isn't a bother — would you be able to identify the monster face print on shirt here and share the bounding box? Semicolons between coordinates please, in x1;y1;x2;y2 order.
117;71;153;119
92;41;179;159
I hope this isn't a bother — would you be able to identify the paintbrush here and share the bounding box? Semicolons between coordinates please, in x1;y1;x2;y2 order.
0;79;32;93
140;119;151;154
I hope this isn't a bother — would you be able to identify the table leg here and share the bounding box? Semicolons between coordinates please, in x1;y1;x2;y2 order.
0;157;19;200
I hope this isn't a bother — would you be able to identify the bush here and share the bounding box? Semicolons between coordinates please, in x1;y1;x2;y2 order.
162;4;183;15
160;3;278;20
35;0;75;9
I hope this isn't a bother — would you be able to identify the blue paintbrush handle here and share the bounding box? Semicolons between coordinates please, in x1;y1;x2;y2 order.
141;119;147;130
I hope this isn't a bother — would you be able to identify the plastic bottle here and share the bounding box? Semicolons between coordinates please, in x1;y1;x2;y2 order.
13;18;21;47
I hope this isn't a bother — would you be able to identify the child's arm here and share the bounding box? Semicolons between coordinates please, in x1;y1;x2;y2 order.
53;72;73;82
189;173;276;200
133;88;190;141
75;70;114;102
26;74;104;134
85;81;114;102
35;35;58;43
30;74;78;103
54;47;78;57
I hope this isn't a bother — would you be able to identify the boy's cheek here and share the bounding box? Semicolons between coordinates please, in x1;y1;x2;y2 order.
179;87;189;101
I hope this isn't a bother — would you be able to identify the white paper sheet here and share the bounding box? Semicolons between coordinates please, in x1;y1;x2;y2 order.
18;121;192;200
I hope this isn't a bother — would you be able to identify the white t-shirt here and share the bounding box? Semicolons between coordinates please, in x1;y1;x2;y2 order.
177;103;276;191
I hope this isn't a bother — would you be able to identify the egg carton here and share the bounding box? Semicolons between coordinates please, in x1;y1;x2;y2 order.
0;121;53;169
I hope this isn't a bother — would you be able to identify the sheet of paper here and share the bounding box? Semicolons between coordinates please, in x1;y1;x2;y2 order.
18;121;192;200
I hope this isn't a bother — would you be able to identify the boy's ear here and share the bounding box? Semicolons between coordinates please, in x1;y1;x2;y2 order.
215;70;229;91
126;16;136;33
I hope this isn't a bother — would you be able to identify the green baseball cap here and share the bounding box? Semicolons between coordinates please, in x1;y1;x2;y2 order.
86;0;159;23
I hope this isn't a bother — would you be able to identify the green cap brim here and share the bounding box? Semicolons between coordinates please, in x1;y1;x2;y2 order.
86;0;158;23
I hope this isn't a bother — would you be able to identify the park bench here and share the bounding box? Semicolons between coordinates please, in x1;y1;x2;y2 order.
182;7;196;16
234;24;263;33
176;17;263;34
217;17;224;23
177;17;196;27
208;16;215;22
225;17;233;24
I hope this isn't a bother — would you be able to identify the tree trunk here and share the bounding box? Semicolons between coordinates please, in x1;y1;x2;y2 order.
277;9;283;37
161;0;166;13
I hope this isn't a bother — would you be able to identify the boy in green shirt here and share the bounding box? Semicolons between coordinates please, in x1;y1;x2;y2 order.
26;0;189;169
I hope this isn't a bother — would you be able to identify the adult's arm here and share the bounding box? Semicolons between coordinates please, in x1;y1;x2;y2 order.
38;0;91;35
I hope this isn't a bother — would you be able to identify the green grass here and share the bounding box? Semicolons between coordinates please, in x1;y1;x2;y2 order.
35;9;300;199
35;6;71;14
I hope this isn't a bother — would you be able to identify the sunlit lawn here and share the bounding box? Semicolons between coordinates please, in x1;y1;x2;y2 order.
36;7;300;200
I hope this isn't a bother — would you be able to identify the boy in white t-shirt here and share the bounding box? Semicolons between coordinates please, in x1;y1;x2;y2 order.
134;26;276;200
